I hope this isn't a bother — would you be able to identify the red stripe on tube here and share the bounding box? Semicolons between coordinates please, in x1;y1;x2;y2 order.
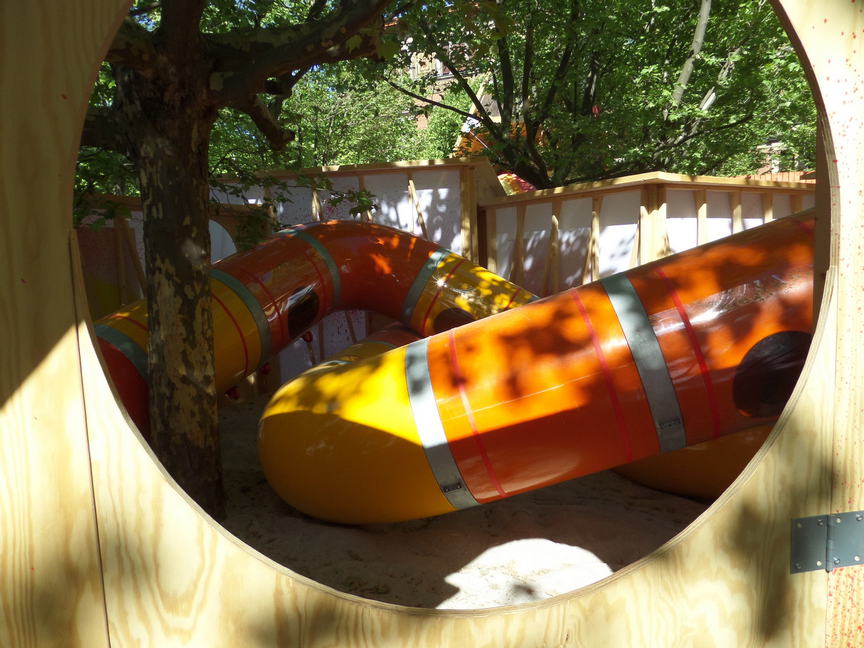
503;286;523;311
447;331;507;498
107;313;148;332
213;293;250;377
232;266;289;350
654;268;722;439
420;259;466;335
570;290;634;463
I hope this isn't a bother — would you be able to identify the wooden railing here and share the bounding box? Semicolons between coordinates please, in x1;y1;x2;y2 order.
77;167;817;384
211;158;505;263
478;171;816;297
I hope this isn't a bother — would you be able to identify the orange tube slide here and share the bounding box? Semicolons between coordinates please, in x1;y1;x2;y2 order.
259;215;815;523
94;221;533;434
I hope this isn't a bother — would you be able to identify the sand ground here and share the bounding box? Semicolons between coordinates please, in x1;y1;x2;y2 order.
219;393;707;610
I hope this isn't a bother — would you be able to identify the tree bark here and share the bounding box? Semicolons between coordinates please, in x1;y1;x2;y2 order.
90;2;394;521
665;0;711;118
116;62;225;520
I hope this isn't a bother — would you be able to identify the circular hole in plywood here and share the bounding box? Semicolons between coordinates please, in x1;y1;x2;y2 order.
76;0;821;614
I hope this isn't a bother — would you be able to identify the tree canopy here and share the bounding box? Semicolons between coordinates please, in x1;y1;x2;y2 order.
384;0;816;188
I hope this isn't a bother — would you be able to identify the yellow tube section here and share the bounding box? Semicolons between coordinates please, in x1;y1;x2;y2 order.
260;214;816;524
95;221;532;435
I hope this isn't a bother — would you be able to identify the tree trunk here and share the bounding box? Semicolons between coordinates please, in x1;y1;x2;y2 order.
117;65;225;520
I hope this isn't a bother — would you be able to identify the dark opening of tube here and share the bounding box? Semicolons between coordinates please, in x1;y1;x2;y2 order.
287;286;320;338
733;330;812;418
433;307;476;333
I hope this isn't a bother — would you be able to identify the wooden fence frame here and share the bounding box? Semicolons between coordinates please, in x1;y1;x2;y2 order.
2;1;863;645
214;157;505;263
479;171;816;294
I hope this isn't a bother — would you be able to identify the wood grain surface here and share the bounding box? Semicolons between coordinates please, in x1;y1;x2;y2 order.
772;2;864;644
2;0;862;645
0;1;129;646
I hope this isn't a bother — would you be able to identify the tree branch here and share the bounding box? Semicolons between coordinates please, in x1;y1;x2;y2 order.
415;16;503;140
161;0;206;57
664;0;711;119
534;0;579;124
521;19;534;109
580;51;601;115
306;0;328;21
209;0;391;103
264;68;311;118
105;18;159;71
496;35;515;128
233;96;295;150
667;112;754;150
80;106;130;153
667;43;744;151
130;3;161;17
385;79;477;123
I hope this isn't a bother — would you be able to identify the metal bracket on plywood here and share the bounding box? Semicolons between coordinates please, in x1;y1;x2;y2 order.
790;511;864;573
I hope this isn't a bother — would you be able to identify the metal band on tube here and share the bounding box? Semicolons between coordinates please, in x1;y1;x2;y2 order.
95;324;149;379
401;247;450;323
209;268;272;364
601;273;687;453
405;339;478;509
278;228;342;306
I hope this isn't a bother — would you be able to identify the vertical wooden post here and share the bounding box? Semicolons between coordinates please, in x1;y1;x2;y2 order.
484;207;498;274
511;204;526;285
312;178;324;359
791;193;803;215
695;189;708;245
344;311;358;344
638;185;652;265
318;321;326;361
460;166;479;262
407;174;430;240
311;185;322;221
262;182;280;229
113;216;129;305
582;195;602;284
542;201;561;296
762;192;775;223
655;184;670;257
117;215;145;298
730;190;743;233
638;184;667;264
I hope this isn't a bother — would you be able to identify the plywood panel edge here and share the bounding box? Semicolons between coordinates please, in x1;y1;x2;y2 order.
32;0;849;645
769;1;864;642
0;0;129;645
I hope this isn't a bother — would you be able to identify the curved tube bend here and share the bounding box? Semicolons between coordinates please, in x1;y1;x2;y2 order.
95;220;531;434
259;215;815;524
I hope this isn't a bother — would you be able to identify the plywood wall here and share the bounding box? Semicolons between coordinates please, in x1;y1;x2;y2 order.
0;1;129;646
2;0;863;646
